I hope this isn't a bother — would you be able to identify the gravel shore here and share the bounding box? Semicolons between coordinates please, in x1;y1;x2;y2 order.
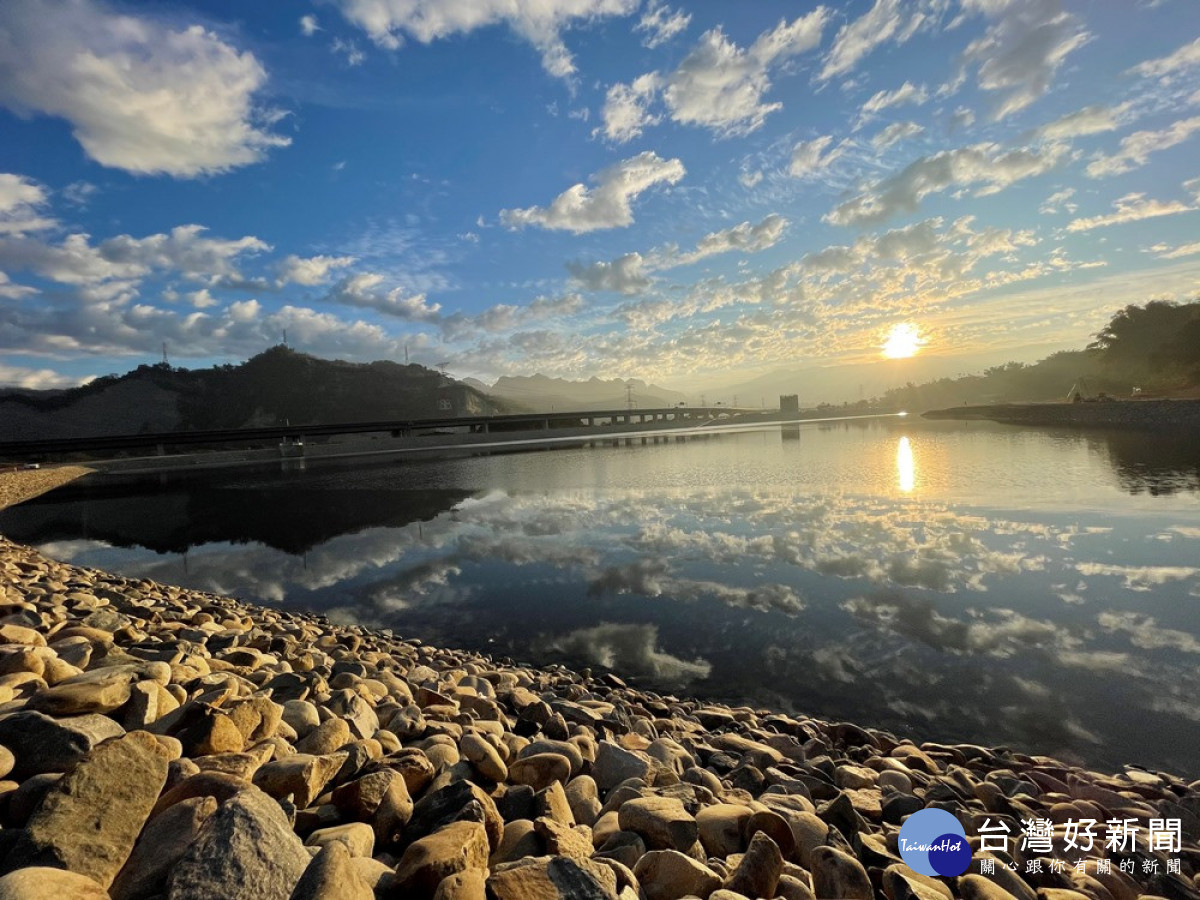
0;477;1198;899
0;466;92;511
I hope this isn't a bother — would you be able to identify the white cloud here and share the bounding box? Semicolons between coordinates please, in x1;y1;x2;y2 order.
826;141;1067;227
0;173;56;235
1035;103;1128;141
324;271;442;320
0;0;289;177
660;214;789;268
332;37;367;66
567;252;649;294
61;181;99;208
500;151;685;233
788;135;848;177
1150;240;1200;260
598;10;828;141
598;73;662;143
1128;36;1200;81
956;0;1090;120
1085;116;1200;178
739;170;763;188
329;0;638;80
276;254;357;286
635;2;690;48
871;121;924;151
860;80;928;119
820;0;938;81
1038;187;1076;214
567;213;788;294
0;363;93;389
300;14;320;36
0;271;35;300
1066;193;1195;232
661;10;829;137
0;224;270;289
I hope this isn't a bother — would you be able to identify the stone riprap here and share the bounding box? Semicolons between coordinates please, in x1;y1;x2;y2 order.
0;532;1198;900
0;466;91;511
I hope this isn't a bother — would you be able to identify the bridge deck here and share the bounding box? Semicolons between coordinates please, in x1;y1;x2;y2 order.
0;407;771;458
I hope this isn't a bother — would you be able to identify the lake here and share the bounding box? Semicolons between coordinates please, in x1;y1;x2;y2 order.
3;417;1199;775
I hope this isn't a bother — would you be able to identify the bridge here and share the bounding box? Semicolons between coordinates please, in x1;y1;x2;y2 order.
0;406;775;461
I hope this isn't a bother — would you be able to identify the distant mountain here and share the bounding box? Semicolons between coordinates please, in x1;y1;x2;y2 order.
0;346;509;442
484;374;687;412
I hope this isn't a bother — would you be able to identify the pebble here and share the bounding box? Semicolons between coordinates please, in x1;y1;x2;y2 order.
0;534;1195;900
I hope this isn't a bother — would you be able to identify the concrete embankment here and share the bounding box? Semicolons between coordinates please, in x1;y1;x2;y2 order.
923;398;1200;431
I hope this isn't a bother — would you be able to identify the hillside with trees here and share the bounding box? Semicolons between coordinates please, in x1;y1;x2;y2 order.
0;347;509;441
879;300;1200;413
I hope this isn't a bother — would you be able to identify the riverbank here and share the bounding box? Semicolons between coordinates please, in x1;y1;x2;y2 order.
922;398;1200;431
0;465;91;510
0;489;1198;898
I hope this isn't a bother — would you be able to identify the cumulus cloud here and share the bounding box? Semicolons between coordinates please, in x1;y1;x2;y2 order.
276;254;357;286
859;80;928;120
567;213;787;294
789;135;848;177
0;224;270;290
1038;187;1076;214
324;272;442;320
0;0;289;177
825;141;1067;227
329;0;638;79
566;252;649;294
299;14;320;36
0;363;94;389
955;0;1090;120
662;10;829;137
598;73;662;143
0;173;56;235
1128;36;1200;81
598;10;828;141
500;151;685;233
1065;192;1195;232
1034;103;1128;142
635;1;690;48
658;214;789;267
819;0;938;82
1085;116;1200;178
1150;240;1200;260
871;121;924;151
440;293;584;339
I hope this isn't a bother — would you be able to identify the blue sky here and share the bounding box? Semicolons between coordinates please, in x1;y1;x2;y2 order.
1;0;1199;393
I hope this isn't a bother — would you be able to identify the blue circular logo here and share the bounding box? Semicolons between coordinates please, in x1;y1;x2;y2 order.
898;808;971;877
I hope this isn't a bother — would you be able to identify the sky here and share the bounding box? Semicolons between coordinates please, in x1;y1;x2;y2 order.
1;0;1199;395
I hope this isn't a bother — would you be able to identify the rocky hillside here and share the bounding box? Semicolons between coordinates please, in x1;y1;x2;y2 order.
0;347;508;441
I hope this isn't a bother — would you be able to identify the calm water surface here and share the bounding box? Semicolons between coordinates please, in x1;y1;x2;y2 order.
4;418;1199;774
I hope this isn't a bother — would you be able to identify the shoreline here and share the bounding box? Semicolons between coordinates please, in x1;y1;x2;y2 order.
0;479;1198;898
922;398;1200;431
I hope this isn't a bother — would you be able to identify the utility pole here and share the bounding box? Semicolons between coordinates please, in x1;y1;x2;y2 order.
161;342;168;367
405;343;409;364
282;328;288;349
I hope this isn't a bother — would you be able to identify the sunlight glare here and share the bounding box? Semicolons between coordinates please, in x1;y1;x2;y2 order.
882;323;924;359
897;436;915;493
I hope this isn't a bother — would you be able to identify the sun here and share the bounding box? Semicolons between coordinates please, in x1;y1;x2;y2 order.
882;322;924;359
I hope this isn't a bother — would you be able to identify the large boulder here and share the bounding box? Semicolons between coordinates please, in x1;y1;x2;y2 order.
3;731;172;888
167;789;310;900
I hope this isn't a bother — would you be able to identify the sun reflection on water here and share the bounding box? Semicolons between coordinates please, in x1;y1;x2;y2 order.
897;435;915;493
